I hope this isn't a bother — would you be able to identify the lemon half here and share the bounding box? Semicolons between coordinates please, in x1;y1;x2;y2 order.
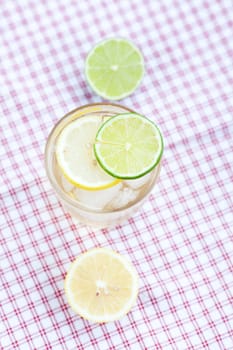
65;248;139;323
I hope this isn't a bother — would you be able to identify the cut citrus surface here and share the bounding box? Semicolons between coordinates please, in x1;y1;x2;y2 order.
64;248;139;323
55;115;120;190
85;38;144;100
94;113;163;179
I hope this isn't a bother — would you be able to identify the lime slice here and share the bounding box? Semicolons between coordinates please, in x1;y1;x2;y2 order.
65;248;139;323
85;38;144;100
94;113;163;179
55;115;120;190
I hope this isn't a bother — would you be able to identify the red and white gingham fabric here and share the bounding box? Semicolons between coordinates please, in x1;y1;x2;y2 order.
1;0;233;349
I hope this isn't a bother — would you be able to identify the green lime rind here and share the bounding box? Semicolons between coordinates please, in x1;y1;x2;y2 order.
94;113;164;180
85;38;144;100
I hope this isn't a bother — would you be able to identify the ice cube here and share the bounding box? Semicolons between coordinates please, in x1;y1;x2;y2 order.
61;175;74;192
111;187;139;209
74;183;123;210
124;172;152;190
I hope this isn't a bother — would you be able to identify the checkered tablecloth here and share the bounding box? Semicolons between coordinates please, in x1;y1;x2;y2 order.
1;0;233;349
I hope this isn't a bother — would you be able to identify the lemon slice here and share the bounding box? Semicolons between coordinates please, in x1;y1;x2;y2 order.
94;113;163;179
55;115;120;190
85;38;144;100
65;248;139;323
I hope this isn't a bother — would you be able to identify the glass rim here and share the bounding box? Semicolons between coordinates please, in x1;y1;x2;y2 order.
44;102;162;215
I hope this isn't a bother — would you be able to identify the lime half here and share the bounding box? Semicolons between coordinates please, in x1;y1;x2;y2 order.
85;38;144;100
94;113;163;179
